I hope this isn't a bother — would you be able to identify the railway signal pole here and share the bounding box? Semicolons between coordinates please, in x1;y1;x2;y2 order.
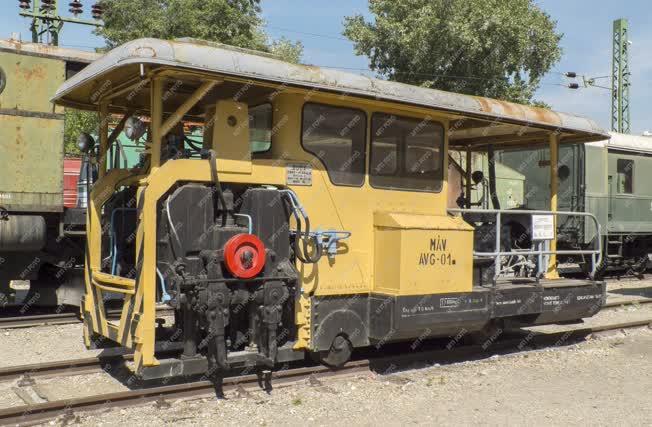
611;18;631;134
18;0;103;46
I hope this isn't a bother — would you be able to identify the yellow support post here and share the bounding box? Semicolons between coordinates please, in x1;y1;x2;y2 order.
546;132;560;279
132;78;165;370
149;77;164;170
465;147;472;207
160;80;219;136
98;101;109;178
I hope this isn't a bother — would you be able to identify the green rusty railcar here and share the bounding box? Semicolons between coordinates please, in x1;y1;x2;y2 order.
0;39;98;305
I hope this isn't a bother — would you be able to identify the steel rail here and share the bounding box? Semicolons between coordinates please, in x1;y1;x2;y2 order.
603;296;652;308
0;355;122;383
0;312;81;329
0;317;650;426
0;307;174;329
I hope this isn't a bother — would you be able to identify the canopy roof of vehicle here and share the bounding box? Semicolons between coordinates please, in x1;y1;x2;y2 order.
52;38;609;148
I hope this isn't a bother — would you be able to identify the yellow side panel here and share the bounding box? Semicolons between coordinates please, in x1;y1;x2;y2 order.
374;213;474;296
372;228;401;294
270;92;452;300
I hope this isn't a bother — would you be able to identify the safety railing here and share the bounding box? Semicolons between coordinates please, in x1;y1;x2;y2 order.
447;208;603;283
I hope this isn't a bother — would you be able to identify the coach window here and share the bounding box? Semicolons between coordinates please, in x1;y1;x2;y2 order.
301;103;366;186
250;103;272;153
617;158;634;194
370;113;444;192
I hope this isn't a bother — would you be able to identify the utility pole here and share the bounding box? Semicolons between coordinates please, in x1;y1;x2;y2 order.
611;18;631;134
18;0;104;46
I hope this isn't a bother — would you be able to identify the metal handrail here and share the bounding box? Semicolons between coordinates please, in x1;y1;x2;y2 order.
448;208;603;282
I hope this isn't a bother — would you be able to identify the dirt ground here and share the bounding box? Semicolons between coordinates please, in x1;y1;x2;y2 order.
45;326;652;427
0;278;649;425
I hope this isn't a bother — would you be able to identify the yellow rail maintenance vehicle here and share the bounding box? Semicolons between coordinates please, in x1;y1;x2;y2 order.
52;38;608;380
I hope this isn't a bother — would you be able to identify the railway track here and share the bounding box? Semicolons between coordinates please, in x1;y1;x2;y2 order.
0;312;81;329
603;296;652;308
0;307;174;329
0;317;650;426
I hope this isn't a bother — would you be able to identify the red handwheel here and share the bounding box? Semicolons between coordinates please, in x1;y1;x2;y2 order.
223;234;266;279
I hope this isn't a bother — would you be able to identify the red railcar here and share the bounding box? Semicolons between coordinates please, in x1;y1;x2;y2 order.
63;158;81;208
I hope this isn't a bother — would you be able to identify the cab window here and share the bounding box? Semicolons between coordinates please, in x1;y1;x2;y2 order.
249;103;272;153
370;113;444;192
301;103;366;186
617;158;633;193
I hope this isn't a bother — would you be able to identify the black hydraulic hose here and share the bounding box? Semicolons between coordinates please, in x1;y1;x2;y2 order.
288;202;310;264
282;192;322;264
301;215;323;263
487;144;501;210
208;149;229;227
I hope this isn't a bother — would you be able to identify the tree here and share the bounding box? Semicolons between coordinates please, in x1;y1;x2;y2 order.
95;0;303;62
343;0;562;105
97;0;264;49
270;37;304;64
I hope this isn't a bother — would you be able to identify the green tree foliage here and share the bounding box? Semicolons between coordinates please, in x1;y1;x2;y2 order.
64;109;99;156
269;37;304;64
97;0;265;49
95;0;303;62
343;0;562;105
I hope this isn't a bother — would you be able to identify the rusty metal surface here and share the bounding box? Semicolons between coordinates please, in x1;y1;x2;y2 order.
0;38;99;64
53;38;608;141
0;115;64;209
0;44;80;210
0;50;66;113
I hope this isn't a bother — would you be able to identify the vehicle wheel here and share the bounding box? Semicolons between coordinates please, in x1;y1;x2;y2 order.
469;320;504;346
630;254;648;279
318;334;353;368
592;252;608;280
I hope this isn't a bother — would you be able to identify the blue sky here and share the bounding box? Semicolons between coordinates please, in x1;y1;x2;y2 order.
2;0;650;133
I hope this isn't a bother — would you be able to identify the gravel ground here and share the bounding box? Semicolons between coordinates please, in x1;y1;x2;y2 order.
0;278;649;425
38;326;651;427
0;324;101;368
605;277;652;303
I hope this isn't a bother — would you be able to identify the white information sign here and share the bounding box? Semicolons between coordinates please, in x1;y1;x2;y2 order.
286;163;312;186
532;214;554;240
